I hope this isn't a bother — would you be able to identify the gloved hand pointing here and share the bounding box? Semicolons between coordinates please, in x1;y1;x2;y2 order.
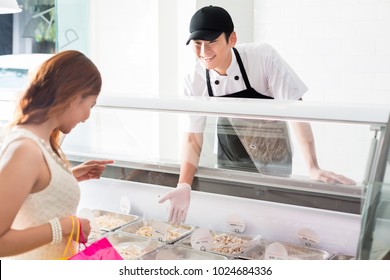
158;183;191;225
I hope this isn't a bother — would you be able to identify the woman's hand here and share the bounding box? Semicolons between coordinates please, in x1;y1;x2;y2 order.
60;216;91;244
77;218;91;244
71;160;114;182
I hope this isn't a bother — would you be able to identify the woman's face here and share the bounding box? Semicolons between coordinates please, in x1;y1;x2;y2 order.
192;32;237;75
58;94;98;134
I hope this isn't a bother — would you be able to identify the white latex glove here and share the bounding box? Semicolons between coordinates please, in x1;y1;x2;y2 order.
158;183;191;225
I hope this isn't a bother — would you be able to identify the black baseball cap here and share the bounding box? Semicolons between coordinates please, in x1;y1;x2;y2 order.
186;6;234;45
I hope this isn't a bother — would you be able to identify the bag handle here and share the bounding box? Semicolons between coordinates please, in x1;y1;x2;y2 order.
61;216;80;259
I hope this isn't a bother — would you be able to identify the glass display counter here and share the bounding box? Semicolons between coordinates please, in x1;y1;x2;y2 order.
1;94;389;259
60;95;390;259
61;96;384;204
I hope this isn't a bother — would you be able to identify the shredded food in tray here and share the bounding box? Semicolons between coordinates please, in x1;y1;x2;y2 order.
115;245;143;260
94;215;127;230
211;233;248;255
136;226;180;240
136;226;153;237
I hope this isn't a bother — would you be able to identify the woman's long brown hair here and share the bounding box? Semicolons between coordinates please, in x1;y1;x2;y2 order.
12;50;102;160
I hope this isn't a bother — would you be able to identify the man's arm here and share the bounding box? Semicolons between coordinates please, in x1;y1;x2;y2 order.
178;132;203;185
292;121;356;185
291;122;319;170
158;132;203;224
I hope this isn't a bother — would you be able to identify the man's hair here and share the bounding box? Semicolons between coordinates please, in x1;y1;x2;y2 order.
224;31;234;43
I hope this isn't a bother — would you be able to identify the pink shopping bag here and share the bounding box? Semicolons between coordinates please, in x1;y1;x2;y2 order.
69;237;123;260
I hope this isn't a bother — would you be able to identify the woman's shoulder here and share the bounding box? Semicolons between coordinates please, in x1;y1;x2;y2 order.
1;128;44;162
3;136;43;162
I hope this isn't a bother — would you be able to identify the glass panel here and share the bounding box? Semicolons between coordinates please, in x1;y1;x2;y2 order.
62;107;180;165
62;105;374;197
56;0;89;54
1;0;56;55
57;0;160;97
358;117;390;259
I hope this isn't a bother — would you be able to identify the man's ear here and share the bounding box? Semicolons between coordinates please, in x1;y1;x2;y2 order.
229;31;237;47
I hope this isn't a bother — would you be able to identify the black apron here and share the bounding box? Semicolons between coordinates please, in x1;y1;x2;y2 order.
206;48;292;175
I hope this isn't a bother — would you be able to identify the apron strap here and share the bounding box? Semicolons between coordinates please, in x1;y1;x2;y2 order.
233;47;252;90
206;48;251;97
206;69;213;97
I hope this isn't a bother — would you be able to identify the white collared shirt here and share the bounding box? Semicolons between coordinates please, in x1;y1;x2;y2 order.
183;42;308;132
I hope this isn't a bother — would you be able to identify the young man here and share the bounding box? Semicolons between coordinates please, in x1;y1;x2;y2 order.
159;5;356;225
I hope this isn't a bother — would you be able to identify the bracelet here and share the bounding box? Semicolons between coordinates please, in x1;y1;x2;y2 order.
49;218;63;244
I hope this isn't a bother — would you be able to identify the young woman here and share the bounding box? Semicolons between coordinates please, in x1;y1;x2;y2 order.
0;50;113;259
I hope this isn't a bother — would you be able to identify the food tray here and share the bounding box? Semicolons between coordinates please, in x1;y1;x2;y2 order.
92;210;139;232
117;218;195;244
176;230;259;258
328;254;355;260
239;240;330;260
104;232;163;260
87;230;107;245
141;244;229;260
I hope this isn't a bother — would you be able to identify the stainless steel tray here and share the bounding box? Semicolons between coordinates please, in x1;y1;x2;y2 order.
118;218;195;243
141;244;229;260
87;230;107;245
176;230;258;258
92;209;139;232
104;232;163;260
329;253;355;260
239;240;330;260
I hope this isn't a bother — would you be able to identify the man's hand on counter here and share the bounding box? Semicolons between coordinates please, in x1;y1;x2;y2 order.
72;160;115;182
159;183;191;225
309;167;356;185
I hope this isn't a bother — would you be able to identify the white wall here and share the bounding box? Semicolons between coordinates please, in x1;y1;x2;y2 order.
252;0;390;178
253;0;390;105
89;0;390;106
